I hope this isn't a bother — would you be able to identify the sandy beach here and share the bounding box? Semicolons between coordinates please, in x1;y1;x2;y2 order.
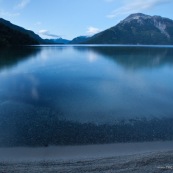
0;141;173;172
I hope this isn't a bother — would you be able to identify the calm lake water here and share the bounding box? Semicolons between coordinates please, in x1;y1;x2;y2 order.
0;45;173;147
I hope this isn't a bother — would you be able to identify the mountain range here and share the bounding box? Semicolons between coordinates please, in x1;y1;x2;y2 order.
85;13;173;45
1;13;173;46
69;36;90;44
0;18;43;46
44;38;70;44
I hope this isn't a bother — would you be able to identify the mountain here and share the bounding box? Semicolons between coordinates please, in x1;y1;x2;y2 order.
44;38;70;44
70;36;90;44
84;13;173;45
0;18;43;46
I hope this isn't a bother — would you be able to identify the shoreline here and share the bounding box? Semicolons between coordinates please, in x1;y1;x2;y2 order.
1;141;173;172
1;141;173;162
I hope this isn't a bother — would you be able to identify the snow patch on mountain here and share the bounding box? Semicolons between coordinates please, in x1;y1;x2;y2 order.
153;19;170;38
120;13;170;39
120;13;151;24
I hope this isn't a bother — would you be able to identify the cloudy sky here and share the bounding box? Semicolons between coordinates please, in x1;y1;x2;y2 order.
0;0;173;39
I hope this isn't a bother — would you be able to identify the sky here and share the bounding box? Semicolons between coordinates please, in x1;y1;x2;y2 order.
0;0;173;40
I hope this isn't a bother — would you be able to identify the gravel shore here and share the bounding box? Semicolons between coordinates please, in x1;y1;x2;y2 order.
1;142;173;173
1;152;173;173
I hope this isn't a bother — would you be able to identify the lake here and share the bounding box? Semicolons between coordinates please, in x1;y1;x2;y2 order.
0;45;173;147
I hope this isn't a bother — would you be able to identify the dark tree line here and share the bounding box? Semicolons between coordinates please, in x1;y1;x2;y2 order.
0;23;39;47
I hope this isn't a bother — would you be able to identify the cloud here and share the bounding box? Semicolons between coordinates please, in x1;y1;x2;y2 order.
86;26;101;35
0;0;21;17
0;9;20;17
107;0;172;18
16;0;30;10
38;30;60;38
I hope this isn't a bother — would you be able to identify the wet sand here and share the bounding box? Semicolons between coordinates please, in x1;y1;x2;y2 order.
0;141;173;172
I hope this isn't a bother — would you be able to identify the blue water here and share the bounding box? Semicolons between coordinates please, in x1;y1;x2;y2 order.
0;45;173;146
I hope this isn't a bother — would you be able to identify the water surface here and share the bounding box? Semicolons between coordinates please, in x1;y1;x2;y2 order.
0;45;173;146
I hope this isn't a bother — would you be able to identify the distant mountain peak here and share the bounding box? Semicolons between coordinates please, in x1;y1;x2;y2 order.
128;13;150;17
121;13;152;24
84;13;173;45
119;13;170;39
69;36;91;44
121;13;170;24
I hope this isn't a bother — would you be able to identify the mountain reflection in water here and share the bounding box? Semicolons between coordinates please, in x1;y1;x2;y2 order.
0;45;173;147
